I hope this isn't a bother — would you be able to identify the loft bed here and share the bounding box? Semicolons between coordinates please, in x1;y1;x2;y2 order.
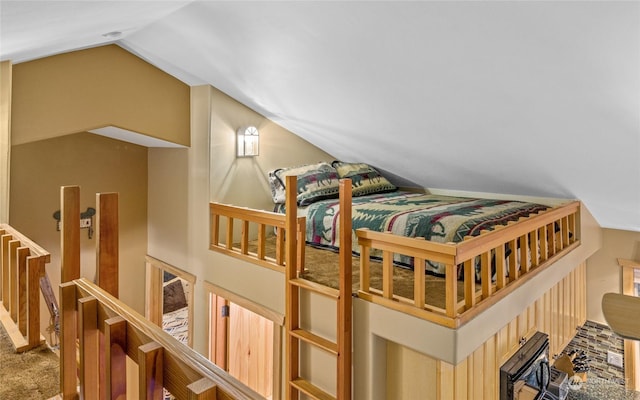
210;161;581;328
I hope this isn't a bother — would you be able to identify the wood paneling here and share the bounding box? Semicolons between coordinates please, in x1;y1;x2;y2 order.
435;262;586;399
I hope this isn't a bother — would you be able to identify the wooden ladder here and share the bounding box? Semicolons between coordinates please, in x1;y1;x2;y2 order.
285;176;352;400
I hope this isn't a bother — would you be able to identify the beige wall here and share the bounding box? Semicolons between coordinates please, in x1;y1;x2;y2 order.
11;45;190;147
586;228;640;324
147;85;336;361
10;132;148;339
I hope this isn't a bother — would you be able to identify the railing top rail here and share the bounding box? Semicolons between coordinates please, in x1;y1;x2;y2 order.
72;277;263;400
210;202;298;228
0;223;51;262
357;228;457;257
453;200;580;263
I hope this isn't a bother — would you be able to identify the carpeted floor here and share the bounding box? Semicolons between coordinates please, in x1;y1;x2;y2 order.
0;323;59;399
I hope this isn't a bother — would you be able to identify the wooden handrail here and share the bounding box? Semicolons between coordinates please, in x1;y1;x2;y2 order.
210;202;307;274
62;278;263;400
0;223;49;352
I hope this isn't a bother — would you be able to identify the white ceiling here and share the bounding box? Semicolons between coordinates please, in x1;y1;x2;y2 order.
1;1;639;232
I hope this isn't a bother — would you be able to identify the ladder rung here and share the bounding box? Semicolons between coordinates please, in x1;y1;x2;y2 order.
291;378;336;400
289;278;340;299
290;329;338;355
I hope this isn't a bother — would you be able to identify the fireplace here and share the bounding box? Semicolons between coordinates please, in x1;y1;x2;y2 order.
500;331;568;400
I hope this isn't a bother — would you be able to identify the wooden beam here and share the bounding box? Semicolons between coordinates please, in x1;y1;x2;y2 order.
61;186;80;283
96;192;119;297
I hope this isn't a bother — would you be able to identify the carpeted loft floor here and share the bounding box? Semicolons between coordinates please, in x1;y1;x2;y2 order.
0;323;59;399
250;237;471;309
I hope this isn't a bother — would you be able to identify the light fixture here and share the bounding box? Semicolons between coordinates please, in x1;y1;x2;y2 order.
237;126;260;157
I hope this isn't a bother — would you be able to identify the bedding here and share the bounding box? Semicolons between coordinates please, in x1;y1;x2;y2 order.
279;191;549;277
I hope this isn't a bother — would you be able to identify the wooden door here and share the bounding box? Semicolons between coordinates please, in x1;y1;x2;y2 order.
228;302;274;399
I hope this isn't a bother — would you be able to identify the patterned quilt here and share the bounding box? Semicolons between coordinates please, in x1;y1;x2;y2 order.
301;191;549;276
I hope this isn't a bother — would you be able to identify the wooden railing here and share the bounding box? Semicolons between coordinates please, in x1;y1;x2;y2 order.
60;278;263;400
210;202;307;274
0;223;50;352
357;200;581;328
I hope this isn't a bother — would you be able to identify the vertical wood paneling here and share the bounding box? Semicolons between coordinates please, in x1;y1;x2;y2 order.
435;262;587;399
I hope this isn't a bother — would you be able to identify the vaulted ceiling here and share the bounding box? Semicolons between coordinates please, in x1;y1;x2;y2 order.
2;1;639;232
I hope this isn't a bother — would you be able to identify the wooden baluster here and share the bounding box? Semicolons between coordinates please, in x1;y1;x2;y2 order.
27;256;44;347
508;238;518;281
568;213;576;244
60;282;78;399
414;256;426;308
226;217;234;250
79;296;99;400
382;248;393;299
359;235;370;293
562;216;570;249
8;239;19;322
138;342;164;400
496;243;507;289
538;225;548;262
1;234;10;305
547;223;556;256
275;227;284;265
519;234;529;274
105;316;127;400
445;263;457;318
257;223;266;261
530;228;540;268
481;251;492;299
240;220;249;255
297;217;306;275
17;247;29;336
464;259;475;310
210;211;220;247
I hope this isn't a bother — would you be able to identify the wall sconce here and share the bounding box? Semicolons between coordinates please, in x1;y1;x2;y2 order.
237;126;259;157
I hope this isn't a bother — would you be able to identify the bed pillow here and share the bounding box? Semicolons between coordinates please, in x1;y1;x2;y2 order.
269;162;340;206
331;161;397;197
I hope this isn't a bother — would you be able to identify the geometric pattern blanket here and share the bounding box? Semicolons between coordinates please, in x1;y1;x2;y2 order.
302;191;549;276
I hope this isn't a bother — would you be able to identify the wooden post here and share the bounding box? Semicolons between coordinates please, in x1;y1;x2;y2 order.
61;186;80;283
187;378;217;400
105;316;127;400
79;296;99;400
284;175;299;400
60;282;78;399
138;342;164;400
96;192;119;297
1;234;11;304
337;178;352;400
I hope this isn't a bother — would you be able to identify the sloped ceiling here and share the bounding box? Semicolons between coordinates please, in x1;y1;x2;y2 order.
1;1;639;232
